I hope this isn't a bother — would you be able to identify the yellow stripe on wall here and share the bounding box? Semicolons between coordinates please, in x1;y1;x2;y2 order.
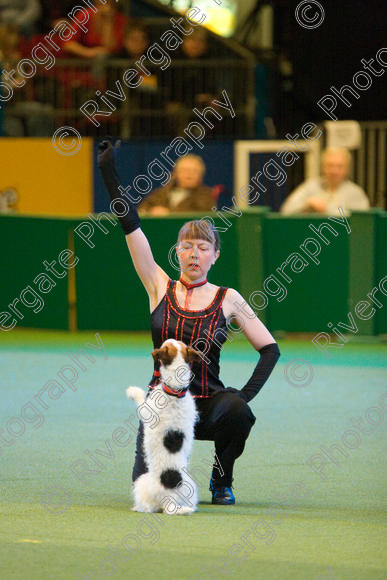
0;138;93;216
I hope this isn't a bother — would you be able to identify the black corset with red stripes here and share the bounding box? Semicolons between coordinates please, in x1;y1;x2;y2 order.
149;278;229;398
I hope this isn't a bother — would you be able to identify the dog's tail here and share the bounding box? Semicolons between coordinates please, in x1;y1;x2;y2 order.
126;386;146;407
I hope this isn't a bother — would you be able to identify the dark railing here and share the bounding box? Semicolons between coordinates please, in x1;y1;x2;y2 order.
5;56;256;139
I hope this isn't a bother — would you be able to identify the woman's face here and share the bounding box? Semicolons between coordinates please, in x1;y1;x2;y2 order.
124;29;149;57
182;34;208;59
177;237;219;277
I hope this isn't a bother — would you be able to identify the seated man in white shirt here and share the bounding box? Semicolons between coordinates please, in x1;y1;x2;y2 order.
280;147;370;216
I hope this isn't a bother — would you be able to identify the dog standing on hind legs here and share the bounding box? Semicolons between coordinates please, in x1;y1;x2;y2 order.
126;339;202;515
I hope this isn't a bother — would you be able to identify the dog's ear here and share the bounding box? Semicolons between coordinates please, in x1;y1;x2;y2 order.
152;344;175;366
185;346;202;363
151;348;161;362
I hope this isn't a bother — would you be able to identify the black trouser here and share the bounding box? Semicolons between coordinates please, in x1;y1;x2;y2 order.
132;391;256;488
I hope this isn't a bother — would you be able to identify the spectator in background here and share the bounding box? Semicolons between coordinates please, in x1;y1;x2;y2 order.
0;23;21;61
3;21;55;136
179;26;215;106
118;21;163;135
120;21;149;60
280;147;370;216
138;155;217;216
61;0;127;59
164;27;218;135
49;1;126;118
119;22;159;91
0;0;41;37
0;24;24;135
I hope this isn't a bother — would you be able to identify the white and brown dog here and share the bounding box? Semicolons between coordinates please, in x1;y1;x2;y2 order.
126;339;202;515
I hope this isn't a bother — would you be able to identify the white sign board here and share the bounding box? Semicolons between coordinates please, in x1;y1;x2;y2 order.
325;120;362;149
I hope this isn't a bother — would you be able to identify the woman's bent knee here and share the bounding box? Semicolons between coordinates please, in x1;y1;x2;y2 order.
224;396;256;431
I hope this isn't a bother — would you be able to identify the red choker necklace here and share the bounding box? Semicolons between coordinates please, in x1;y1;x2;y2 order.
179;277;208;290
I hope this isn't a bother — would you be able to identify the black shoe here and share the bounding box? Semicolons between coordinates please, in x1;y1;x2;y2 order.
210;483;236;505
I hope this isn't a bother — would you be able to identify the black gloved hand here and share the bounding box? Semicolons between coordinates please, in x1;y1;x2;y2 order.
97;138;121;169
97;138;140;235
240;343;280;403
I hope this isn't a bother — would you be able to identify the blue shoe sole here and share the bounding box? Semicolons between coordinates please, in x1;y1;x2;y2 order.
211;486;236;505
212;498;235;505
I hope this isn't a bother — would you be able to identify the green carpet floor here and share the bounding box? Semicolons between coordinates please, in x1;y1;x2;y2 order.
1;330;386;579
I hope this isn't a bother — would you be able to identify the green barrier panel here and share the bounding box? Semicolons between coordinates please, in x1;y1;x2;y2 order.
73;213;240;331
348;210;387;336
348;210;380;335
3;211;385;334
262;214;350;333
0;215;71;331
73;219;147;331
375;214;387;334
236;207;270;326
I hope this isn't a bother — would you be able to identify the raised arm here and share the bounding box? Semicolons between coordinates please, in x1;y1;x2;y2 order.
97;140;169;303
125;229;169;301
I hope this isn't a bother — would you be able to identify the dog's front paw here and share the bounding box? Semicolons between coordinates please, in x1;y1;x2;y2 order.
126;386;139;399
131;504;154;513
176;506;195;515
126;386;146;406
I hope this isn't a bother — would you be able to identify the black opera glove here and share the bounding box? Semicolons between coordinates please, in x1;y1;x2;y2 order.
239;343;281;403
97;139;141;235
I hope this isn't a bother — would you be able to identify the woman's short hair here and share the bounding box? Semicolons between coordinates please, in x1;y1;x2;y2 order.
177;220;220;252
